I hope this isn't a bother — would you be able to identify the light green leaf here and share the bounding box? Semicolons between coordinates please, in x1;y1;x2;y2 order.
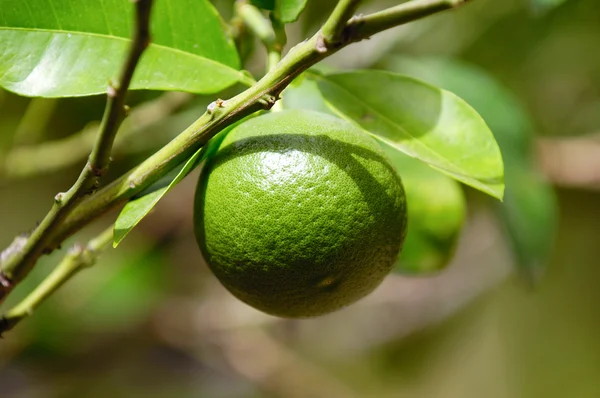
382;144;465;274
0;0;248;97
276;0;309;23
113;147;206;247
387;57;558;277
317;70;504;200
383;57;534;157
281;74;335;115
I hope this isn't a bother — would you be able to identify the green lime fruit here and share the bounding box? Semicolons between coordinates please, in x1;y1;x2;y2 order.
194;110;407;318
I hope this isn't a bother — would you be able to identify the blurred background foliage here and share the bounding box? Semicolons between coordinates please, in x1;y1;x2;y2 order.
1;0;600;396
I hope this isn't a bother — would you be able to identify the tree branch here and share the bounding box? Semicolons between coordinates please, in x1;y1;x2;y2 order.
0;0;475;305
0;0;154;302
0;228;113;335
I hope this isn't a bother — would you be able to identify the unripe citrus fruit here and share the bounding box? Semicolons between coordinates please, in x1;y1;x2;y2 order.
194;110;407;317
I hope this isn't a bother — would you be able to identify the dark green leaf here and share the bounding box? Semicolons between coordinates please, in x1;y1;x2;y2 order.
386;57;558;277
0;0;249;97
74;247;166;331
251;0;275;10
113;147;206;247
317;70;504;199
500;163;558;281
276;0;309;23
382;144;465;274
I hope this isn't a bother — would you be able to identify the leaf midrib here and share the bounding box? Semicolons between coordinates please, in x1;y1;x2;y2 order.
321;75;472;179
0;26;241;74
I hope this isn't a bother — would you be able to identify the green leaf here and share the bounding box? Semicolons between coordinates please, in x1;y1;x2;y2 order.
74;247;166;332
316;70;504;200
386;57;558;277
113;147;206;247
382;144;466;274
276;0;309;23
251;0;275;10
383;57;534;157
0;0;248;97
281;74;335;115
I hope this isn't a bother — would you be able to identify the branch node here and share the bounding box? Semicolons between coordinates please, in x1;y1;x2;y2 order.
207;99;227;115
316;33;328;53
107;83;118;98
259;94;279;109
0;272;12;288
87;161;107;177
70;243;85;255
54;192;64;204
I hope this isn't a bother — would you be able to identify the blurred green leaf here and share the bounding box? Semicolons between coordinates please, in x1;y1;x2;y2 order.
382;144;466;274
113;146;206;247
386;57;558;277
276;0;309;23
500;163;558;281
0;0;247;97
77;247;165;331
251;0;275;10
316;70;504;200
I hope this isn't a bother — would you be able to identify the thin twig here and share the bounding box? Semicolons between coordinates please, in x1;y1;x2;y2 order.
236;1;287;111
236;2;276;46
0;228;113;335
346;0;472;39
0;0;154;302
0;0;475;305
236;2;287;73
320;0;362;45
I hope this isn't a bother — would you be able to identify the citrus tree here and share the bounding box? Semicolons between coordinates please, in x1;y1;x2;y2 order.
0;0;555;335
